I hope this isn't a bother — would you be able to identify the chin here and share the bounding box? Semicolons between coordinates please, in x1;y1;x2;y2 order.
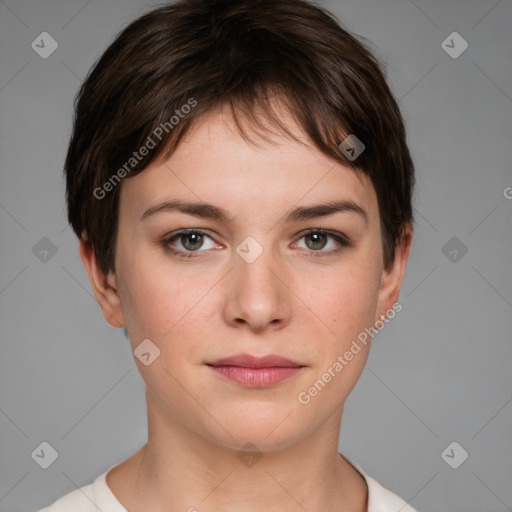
203;402;307;452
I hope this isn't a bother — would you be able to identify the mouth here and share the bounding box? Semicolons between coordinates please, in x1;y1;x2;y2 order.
206;354;306;388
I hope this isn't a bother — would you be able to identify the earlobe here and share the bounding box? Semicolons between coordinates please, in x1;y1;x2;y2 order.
375;225;413;322
78;237;126;329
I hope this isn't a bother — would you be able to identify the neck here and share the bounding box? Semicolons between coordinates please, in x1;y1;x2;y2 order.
107;392;368;512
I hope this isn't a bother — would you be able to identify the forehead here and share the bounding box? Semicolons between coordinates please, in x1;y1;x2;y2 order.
119;103;378;226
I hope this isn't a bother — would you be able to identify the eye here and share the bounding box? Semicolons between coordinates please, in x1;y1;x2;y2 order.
294;229;351;256
163;229;217;258
162;228;351;260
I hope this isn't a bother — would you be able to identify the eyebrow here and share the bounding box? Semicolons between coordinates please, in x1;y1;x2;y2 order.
140;198;368;226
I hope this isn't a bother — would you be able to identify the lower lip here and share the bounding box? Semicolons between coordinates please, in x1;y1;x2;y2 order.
208;366;303;388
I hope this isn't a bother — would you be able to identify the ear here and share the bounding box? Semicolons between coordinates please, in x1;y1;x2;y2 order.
79;235;126;329
375;224;413;323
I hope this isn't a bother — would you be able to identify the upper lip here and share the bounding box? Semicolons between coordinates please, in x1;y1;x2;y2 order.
207;354;304;368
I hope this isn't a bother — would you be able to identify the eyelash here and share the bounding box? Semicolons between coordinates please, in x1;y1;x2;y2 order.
161;228;352;259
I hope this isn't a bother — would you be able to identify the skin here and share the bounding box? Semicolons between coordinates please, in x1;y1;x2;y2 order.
80;101;412;512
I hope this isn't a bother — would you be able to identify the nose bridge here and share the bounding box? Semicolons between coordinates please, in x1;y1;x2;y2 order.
234;233;282;295
224;233;291;330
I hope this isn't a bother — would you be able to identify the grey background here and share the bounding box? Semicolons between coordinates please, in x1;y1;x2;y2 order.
0;0;511;511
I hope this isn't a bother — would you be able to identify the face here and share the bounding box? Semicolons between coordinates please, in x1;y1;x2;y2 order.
82;103;411;452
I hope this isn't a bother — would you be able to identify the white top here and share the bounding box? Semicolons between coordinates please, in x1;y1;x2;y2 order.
38;455;419;512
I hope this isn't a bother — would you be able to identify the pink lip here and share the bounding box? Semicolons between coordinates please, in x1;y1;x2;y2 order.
207;354;305;388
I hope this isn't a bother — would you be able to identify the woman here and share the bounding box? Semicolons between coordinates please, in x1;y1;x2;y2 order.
40;0;417;510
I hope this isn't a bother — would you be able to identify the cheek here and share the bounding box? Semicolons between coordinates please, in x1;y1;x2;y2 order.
300;259;381;345
116;247;218;350
292;268;379;417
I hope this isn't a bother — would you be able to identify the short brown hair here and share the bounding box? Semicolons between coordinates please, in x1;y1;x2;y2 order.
65;0;415;274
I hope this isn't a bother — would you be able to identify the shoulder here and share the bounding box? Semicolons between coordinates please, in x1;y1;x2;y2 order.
37;481;96;512
364;473;419;512
37;465;126;512
341;454;420;512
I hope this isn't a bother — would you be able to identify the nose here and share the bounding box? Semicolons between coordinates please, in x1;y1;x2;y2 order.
222;242;292;334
